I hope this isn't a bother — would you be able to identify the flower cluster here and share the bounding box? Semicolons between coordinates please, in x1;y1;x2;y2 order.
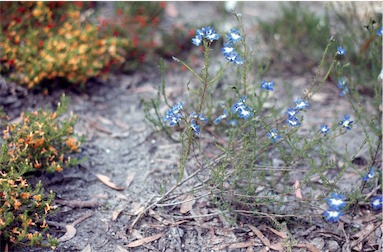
163;102;184;126
192;26;220;46
221;28;244;65
189;112;208;136
323;193;347;223
283;98;309;127
231;96;253;119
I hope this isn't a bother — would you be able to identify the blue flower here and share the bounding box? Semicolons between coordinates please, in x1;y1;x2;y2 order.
231;96;253;119
266;129;281;143
190;119;200;136
339;87;349;97
294;98;309;110
286;116;301;127
260;80;275;91
339;115;353;130
336;46;346;56
227;28;241;44
192;26;220;46
214;110;228;124
320;124;330;134
192;35;203;46
190;112;208;123
326;193;347;211
201;26;220;41
221;43;235;54
323;209;344;223
223;51;244;65
362;167;375;182
337;77;346;89
337;77;348;97
163;102;184;126
371;195;382;210
377;26;382;37
286;108;298;118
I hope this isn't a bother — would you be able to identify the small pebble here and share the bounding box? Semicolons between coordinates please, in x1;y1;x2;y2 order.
310;237;325;250
326;240;340;251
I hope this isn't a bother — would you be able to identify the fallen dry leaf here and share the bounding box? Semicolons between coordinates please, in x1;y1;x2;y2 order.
350;223;376;250
125;172;136;188
228;240;258;249
266;226;287;239
58;224;77;242
295;243;320;252
58;214;93;242
127;233;163;248
81;244;92;252
112;209;123;221
294;180;303;199
248;224;283;251
180;195;195;214
115;245;128;252
95;174;124;191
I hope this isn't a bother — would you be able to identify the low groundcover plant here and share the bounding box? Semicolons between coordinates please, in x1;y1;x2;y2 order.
143;11;381;230
0;95;82;249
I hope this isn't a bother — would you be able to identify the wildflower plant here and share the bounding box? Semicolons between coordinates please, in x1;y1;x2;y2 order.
0;2;132;89
142;9;381;231
0;95;82;248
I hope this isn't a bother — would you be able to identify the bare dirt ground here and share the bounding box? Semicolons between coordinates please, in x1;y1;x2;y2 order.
1;2;382;252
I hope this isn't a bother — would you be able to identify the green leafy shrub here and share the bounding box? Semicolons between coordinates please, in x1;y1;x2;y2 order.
0;95;81;248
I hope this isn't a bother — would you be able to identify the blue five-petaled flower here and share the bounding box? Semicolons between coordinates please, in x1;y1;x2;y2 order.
326;193;347;211
294;98;309;110
362;167;375;182
231;96;253;119
266;129;281;143
336;46;346;56
323;209;344;223
320;124;330;134
377;26;382;37
286;108;298;118
337;77;348;97
371;195;382;210
260;80;275;91
339;115;353;130
287;116;301;127
227;28;242;44
213;109;228;124
190;119;200;136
